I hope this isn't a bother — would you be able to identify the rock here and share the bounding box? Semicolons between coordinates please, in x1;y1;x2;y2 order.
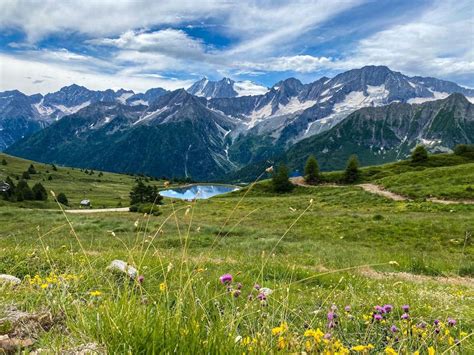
107;260;138;279
0;274;21;285
0;334;34;352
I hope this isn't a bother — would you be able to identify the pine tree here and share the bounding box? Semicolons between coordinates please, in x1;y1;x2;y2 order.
57;192;69;206
2;177;15;201
27;164;37;174
130;180;162;205
411;145;429;163
344;155;360;183
22;171;31;180
272;164;294;193
16;180;34;201
1;158;7;165
304;155;319;184
32;182;48;201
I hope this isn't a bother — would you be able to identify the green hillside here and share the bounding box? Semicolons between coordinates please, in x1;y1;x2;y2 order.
0;153;167;208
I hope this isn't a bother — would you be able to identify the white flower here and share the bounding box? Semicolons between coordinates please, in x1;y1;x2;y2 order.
260;287;273;296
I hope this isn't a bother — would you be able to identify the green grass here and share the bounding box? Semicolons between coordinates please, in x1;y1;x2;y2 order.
1;181;473;353
0;153;166;208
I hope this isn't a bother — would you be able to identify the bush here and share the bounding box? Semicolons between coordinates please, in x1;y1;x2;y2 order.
272;164;294;193
48;175;53;181
22;171;31;180
129;203;161;216
344;155;360;183
32;182;48;201
1;158;7;165
304;155;319;184
130;180;163;205
52;164;58;171
57;193;69;206
411;145;428;163
453;144;474;158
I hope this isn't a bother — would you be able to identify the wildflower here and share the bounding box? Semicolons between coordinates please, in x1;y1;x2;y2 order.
385;347;398;355
40;283;48;289
344;305;351;312
390;325;399;333
352;344;374;352
383;304;393;313
447;318;456;326
428;346;435;355
159;282;167;292
219;274;233;285
434;319;440;326
272;322;288;336
402;305;409;312
254;283;261;290
277;336;286;349
401;313;410;320
137;275;145;283
435;328;440;334
304;328;324;343
236;282;242;290
257;293;266;301
233;290;241;298
373;314;383;321
323;333;332;340
89;290;102;297
389;261;399;266
327;311;337;321
375;305;385;314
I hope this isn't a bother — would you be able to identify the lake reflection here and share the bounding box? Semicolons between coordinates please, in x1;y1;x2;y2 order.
159;184;239;200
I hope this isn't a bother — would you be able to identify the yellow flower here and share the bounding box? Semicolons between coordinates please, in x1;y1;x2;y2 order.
277;336;286;349
272;322;288;336
304;328;324;343
385;347;398;355
428;347;435;355
352;344;374;352
413;352;420;355
89;290;102;297
40;283;48;289
159;282;167;292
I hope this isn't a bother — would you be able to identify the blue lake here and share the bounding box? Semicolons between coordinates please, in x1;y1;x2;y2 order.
159;184;239;200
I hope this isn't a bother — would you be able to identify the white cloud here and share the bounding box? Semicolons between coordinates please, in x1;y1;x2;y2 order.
0;53;193;94
331;0;474;81
238;55;332;73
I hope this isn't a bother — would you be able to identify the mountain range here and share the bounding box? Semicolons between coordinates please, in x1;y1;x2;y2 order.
3;66;474;180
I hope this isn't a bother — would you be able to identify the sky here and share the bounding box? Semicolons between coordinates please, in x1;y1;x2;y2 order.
0;0;472;94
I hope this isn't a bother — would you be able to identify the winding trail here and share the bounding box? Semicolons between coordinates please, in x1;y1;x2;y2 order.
291;177;474;205
65;207;129;214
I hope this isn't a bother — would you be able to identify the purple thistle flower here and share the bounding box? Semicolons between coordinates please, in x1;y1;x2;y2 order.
236;282;242;290
401;313;410;320
219;273;233;285
417;322;427;329
448;318;456;327
233;290;241;298
373;314;383;321
383;304;393;313
402;305;410;312
327;311;337;321
434;319;440;326
254;283;261;290
257;293;266;301
327;321;335;329
344;305;351;312
324;333;332;339
375;305;385;314
390;325;399;333
137;275;145;283
435;328;440;334
247;294;253;301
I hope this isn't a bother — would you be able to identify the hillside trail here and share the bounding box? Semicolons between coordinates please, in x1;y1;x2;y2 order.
291;177;474;204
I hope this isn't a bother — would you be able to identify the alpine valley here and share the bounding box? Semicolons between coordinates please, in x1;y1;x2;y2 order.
3;65;474;180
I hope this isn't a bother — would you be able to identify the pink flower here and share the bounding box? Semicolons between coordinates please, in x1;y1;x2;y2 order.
219;273;233;285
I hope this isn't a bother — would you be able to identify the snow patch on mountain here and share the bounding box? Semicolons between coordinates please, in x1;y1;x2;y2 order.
407;90;449;104
116;92;134;104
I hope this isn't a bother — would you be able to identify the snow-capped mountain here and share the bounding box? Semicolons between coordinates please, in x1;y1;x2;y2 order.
3;65;474;180
187;77;268;98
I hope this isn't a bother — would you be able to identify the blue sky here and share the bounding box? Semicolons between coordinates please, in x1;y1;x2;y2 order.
0;0;472;94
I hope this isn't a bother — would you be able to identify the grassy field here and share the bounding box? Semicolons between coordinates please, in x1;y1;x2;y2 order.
0;153;167;208
1;169;473;353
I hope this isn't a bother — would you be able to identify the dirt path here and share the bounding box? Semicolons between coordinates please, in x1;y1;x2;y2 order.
65;207;129;214
357;183;408;201
291;178;474;204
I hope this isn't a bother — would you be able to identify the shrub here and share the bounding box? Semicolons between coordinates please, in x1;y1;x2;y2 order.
48;175;53;181
1;158;7;165
52;164;58;171
129;203;161;216
272;164;294;193
22;171;31;180
32;182;48;201
453;144;474;158
344;155;360;183
304;155;319;184
411;145;428;163
57;193;69;206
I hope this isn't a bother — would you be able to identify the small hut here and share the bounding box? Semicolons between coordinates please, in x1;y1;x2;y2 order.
80;199;91;208
0;181;10;192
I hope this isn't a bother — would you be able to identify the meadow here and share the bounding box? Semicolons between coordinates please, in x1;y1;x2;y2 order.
0;153;473;353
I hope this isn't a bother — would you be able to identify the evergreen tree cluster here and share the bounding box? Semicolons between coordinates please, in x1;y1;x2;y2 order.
1;177;48;202
130;179;163;205
272;165;294;193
